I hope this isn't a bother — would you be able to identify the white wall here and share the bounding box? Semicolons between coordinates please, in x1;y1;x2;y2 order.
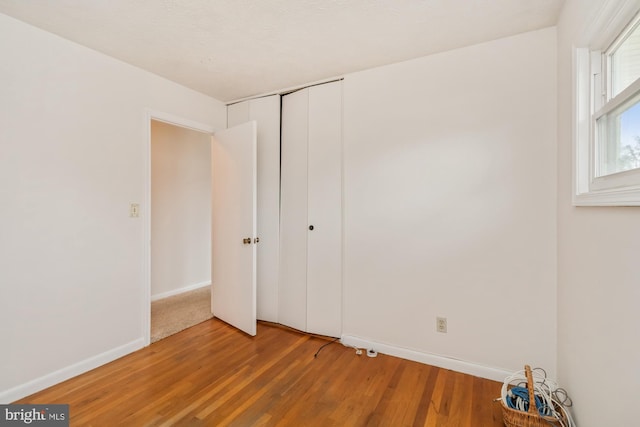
0;13;226;402
151;121;211;299
556;1;640;425
342;28;557;379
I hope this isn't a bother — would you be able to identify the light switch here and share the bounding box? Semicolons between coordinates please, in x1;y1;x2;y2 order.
130;203;140;218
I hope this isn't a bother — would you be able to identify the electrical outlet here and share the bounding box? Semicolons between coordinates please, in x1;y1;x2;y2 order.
436;317;447;333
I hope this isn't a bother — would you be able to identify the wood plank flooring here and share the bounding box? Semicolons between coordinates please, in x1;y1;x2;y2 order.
16;320;505;426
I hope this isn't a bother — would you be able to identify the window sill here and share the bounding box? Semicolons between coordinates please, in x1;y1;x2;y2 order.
573;186;640;206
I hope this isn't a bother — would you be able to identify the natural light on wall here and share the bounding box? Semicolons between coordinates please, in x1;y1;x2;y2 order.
574;5;640;206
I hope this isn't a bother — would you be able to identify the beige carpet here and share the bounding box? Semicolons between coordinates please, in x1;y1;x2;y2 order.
151;286;213;343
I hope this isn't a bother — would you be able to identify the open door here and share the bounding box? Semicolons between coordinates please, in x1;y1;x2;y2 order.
211;121;257;336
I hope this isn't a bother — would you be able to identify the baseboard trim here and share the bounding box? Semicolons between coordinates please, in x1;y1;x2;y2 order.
340;334;511;382
151;281;210;302
0;338;145;404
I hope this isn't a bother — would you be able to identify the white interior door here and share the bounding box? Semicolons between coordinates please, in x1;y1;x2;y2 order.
211;121;257;336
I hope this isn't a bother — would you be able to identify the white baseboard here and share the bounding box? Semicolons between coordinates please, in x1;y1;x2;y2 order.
0;338;145;404
340;334;511;382
151;281;210;302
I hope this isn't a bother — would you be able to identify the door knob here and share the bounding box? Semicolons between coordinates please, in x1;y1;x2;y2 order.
243;238;251;244
309;225;314;231
254;237;260;243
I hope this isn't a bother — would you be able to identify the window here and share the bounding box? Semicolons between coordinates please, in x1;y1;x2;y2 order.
574;6;640;205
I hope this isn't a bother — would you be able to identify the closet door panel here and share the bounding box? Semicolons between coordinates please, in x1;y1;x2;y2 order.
211;121;258;336
250;96;281;322
278;89;309;332
306;82;343;337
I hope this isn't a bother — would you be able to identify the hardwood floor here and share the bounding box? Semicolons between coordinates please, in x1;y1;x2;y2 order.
16;320;505;426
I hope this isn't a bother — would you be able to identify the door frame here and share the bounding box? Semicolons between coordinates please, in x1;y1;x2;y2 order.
143;109;215;346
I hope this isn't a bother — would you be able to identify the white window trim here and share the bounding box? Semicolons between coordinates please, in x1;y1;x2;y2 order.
573;0;640;206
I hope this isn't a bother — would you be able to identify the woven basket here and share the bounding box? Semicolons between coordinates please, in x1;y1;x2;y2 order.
500;365;567;427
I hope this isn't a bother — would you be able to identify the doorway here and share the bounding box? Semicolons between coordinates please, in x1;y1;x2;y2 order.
146;116;214;344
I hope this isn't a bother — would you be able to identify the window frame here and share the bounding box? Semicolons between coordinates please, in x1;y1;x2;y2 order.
573;1;640;206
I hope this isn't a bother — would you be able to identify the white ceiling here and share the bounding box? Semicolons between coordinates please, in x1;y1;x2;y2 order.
0;0;564;102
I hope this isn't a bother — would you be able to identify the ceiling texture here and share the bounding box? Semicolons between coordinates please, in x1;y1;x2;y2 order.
0;0;564;102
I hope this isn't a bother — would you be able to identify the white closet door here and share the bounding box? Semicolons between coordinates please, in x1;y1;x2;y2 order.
228;96;281;323
211;121;257;336
306;81;342;337
249;96;281;322
279;88;309;332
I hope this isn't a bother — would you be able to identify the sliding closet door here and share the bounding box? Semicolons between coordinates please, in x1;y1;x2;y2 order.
279;89;309;332
306;82;342;337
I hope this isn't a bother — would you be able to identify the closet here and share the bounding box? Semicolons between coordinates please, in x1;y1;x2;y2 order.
225;81;342;337
279;81;342;337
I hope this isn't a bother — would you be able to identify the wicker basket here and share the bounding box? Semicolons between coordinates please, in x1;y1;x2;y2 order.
500;365;567;427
